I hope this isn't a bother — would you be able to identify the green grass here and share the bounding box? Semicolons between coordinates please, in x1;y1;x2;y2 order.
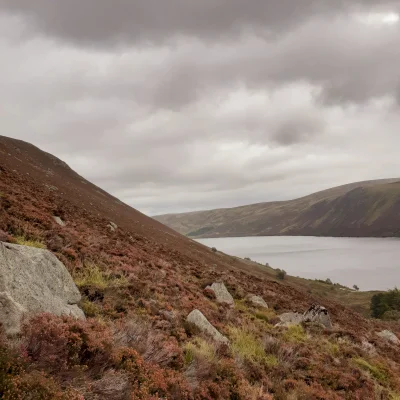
183;338;217;365
14;236;46;249
73;264;128;289
229;327;266;364
353;357;388;384
283;325;307;343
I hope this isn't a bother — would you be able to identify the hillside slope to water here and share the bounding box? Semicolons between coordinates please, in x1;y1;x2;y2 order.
1;135;400;399
155;179;400;238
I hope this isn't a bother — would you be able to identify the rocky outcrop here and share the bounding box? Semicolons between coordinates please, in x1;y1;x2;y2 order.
206;282;234;306
276;304;333;330
377;330;399;345
247;294;268;308
303;304;333;330
186;309;229;344
0;242;85;335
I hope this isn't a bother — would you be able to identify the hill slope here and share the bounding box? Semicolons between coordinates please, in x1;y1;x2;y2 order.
155;179;400;238
1;135;400;399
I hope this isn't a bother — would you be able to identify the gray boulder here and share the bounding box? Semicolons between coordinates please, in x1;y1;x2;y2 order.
0;242;85;335
303;304;333;330
377;330;399;345
275;312;304;327
248;294;268;308
276;304;333;330
187;309;229;344
206;282;234;306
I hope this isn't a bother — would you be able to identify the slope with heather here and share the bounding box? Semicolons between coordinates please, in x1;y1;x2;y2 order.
1;135;400;399
155;179;400;238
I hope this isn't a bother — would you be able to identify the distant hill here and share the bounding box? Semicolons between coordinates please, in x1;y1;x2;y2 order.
154;179;400;238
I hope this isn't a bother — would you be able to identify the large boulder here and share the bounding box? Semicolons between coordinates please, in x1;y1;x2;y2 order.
0;242;85;335
186;309;229;344
206;282;234;306
377;330;399;345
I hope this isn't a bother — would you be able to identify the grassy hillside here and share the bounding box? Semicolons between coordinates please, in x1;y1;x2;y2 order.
155;179;400;238
1;135;400;399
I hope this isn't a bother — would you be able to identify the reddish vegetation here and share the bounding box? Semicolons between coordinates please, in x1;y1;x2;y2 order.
1;135;400;399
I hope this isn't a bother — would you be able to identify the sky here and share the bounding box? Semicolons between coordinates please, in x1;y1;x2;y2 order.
1;1;400;216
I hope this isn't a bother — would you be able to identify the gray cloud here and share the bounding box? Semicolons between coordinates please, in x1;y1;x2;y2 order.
0;2;400;215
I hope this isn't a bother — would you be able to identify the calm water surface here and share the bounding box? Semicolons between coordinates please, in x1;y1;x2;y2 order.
196;236;400;291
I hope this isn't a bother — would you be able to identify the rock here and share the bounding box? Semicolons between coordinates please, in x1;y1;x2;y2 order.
275;312;304;327
248;294;268;308
0;242;85;335
53;216;66;226
186;309;229;344
276;304;333;330
361;340;376;355
206;282;234;306
303;304;333;330
377;330;399;345
108;221;118;232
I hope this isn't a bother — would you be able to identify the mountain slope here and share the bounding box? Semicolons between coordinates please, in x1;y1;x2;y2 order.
155;179;400;238
1;135;400;399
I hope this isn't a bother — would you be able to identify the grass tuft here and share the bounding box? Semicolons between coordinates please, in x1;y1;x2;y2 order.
14;235;46;249
229;327;266;364
183;338;217;365
73;264;128;289
283;325;307;343
353;357;388;384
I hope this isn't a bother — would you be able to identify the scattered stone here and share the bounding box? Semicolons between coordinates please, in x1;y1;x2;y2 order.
0;242;85;335
303;304;333;330
53;216;66;227
206;282;234;306
247;294;268;308
275;312;304;327
108;221;118;232
276;304;333;330
186;309;229;344
377;330;399;345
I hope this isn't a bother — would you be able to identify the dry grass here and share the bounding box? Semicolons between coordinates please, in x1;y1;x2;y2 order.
73;263;128;289
14;235;46;249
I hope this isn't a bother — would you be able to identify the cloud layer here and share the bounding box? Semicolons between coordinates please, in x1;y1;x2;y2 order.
1;1;400;214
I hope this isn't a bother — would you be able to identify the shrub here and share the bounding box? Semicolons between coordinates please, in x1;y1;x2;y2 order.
22;314;114;372
276;269;287;280
353;285;360;291
211;247;217;253
371;288;400;318
325;278;333;285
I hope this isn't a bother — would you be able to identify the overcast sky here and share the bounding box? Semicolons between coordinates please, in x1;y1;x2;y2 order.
1;1;400;215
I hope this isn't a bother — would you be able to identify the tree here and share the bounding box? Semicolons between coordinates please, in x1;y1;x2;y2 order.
353;285;359;291
211;247;217;253
276;269;287;280
325;278;333;285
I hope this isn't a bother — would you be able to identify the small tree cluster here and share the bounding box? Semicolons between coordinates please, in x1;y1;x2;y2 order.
371;288;400;319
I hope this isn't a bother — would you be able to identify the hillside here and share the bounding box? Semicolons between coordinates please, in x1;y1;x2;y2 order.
155;179;400;238
1;135;400;399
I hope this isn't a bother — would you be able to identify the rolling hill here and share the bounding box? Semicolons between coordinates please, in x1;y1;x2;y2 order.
155;179;400;238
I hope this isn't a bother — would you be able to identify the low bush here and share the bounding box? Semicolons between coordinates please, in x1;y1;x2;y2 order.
276;269;287;280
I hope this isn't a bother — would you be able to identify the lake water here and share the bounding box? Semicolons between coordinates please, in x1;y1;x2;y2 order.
196;236;400;291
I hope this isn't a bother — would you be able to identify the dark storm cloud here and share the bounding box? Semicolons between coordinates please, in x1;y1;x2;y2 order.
0;0;347;45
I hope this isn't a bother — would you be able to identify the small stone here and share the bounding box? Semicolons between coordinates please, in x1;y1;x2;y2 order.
206;282;234;306
53;216;65;226
187;309;229;344
248;294;268;308
377;330;399;345
108;222;118;232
